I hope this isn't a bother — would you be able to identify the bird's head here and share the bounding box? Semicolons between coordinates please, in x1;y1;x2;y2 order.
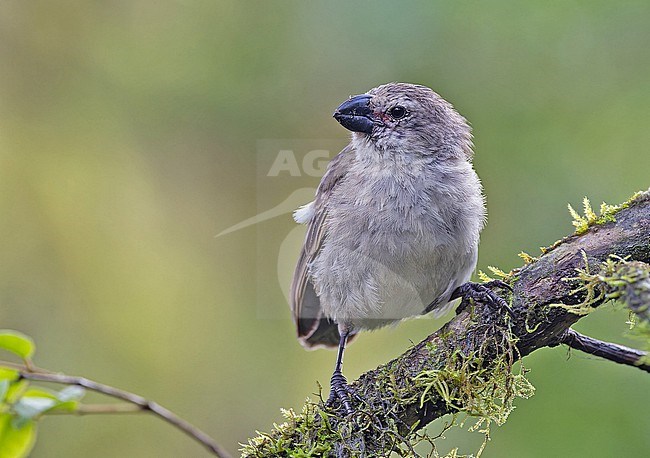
333;82;473;159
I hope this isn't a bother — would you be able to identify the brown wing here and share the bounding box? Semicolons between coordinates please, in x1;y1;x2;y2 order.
290;145;354;349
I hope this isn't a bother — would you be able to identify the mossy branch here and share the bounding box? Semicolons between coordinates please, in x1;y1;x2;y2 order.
243;189;650;457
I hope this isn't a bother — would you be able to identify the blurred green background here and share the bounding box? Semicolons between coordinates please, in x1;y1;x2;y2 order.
1;1;649;456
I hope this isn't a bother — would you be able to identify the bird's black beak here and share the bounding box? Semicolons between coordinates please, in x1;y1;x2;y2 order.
333;94;374;135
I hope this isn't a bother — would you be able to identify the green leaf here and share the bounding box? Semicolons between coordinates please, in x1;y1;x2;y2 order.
12;387;85;420
5;380;29;404
56;386;85;402
22;388;58;400
0;414;36;458
0;380;9;403
0;368;19;382
12;397;57;427
0;331;35;362
47;400;79;413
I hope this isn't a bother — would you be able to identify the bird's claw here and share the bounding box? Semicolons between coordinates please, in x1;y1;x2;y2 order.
453;282;515;317
483;279;514;293
326;370;354;415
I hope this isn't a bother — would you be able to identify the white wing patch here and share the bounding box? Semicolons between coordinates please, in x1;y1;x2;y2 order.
293;201;315;224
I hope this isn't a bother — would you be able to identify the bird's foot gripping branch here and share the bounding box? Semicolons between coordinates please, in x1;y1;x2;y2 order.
242;189;650;457
242;295;534;458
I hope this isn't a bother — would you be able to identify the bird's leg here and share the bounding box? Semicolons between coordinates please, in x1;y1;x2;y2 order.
451;280;514;317
326;329;354;415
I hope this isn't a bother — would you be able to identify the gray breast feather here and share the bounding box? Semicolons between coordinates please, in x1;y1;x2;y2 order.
308;148;484;330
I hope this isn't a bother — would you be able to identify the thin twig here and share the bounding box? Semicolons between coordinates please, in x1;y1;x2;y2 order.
562;329;650;373
0;362;232;458
46;403;143;414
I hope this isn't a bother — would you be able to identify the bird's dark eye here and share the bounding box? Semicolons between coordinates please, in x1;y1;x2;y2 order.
389;106;407;120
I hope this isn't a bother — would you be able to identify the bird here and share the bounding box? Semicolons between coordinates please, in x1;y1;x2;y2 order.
290;82;505;414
